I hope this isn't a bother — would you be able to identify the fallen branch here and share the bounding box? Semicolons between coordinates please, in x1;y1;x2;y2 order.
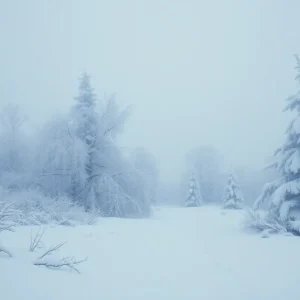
34;242;87;273
34;256;87;274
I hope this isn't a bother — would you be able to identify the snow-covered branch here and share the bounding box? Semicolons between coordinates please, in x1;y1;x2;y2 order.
34;256;87;274
34;242;87;273
242;208;287;234
0;202;18;232
29;227;46;252
37;242;66;260
253;179;283;210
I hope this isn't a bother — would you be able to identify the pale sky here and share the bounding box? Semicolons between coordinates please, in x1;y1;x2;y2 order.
1;0;300;181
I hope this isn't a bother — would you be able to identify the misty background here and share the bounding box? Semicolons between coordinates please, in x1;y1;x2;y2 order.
1;0;300;205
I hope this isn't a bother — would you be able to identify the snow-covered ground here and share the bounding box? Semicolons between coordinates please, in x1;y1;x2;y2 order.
1;206;300;300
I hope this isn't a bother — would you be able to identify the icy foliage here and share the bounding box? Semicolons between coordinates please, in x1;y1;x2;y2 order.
72;72;97;146
0;188;93;226
254;56;300;233
253;179;283;210
67;74;144;216
97;94;130;139
68;75;150;217
288;220;300;234
185;173;203;207
35;115;88;198
0;73;153;221
242;208;287;234
223;174;244;209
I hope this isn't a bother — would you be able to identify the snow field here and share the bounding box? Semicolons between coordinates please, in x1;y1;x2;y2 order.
1;206;300;300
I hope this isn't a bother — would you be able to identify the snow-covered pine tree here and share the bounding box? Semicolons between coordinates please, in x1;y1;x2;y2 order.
254;56;300;233
185;173;203;207
72;72;97;175
70;72;99;210
70;74;150;217
223;173;244;209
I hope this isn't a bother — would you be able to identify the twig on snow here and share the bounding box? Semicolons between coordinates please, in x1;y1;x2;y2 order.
34;242;87;274
29;227;46;252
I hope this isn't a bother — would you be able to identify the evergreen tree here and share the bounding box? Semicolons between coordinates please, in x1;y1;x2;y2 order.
70;73;150;217
72;72;97;176
185;173;203;207
223;173;244;209
70;72;100;210
254;56;300;232
34;72;151;218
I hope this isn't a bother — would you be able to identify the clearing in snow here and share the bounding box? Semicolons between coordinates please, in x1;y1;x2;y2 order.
1;206;300;300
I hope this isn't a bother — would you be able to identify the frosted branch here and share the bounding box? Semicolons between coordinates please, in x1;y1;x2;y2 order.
29;227;46;252
34;242;87;273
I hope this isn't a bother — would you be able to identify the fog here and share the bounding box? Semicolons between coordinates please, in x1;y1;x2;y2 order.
1;0;300;182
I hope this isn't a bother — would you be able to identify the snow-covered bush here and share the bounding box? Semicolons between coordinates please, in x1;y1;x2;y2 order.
223;174;244;209
254;56;300;234
0;188;93;226
242;208;287;234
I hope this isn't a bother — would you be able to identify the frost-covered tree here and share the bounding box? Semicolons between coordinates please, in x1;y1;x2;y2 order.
35;115;87;197
254;56;300;233
223;173;244;209
68;73;148;217
185;173;203;207
70;72;98;205
24;73;151;218
79;94;133;215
